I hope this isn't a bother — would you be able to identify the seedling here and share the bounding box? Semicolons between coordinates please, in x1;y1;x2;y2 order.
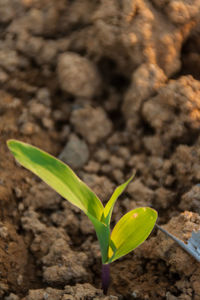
7;139;157;294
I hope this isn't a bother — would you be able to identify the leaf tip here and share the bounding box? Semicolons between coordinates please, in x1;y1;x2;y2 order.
7;139;13;147
7;139;18;149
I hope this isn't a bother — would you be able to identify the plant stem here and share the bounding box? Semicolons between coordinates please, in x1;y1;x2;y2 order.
102;264;110;295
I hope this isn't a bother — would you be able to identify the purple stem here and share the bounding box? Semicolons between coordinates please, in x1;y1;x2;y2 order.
102;264;110;295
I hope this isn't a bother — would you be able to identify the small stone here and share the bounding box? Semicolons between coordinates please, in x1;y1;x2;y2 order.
95;148;110;162
71;106;112;144
0;50;20;72
110;155;125;169
131;290;139;298
57;52;101;98
101;164;112;174
43;292;49;300
112;169;124;183
20;122;39;135
29;101;50;119
18;203;24;212
14;187;22;198
36;88;51;106
0;225;8;239
117;146;131;160
59;135;89;169
17;274;23;285
42;117;54;129
84;161;100;173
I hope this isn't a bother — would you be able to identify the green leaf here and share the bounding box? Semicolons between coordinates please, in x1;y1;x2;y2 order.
7;139;104;220
102;174;135;225
107;207;157;263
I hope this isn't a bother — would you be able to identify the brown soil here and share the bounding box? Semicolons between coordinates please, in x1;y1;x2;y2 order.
1;1;200;299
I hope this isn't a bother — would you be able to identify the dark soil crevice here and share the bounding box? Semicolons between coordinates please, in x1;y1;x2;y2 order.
179;26;200;80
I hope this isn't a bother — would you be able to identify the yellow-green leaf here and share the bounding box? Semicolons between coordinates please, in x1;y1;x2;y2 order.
102;174;134;225
7;139;103;220
107;207;157;263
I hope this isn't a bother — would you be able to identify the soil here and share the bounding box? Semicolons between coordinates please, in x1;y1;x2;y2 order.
1;1;200;299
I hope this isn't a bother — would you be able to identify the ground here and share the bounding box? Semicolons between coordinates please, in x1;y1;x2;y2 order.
1;1;200;299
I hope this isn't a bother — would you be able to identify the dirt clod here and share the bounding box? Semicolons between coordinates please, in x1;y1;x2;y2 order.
59;134;89;169
71;106;112;144
57;52;101;98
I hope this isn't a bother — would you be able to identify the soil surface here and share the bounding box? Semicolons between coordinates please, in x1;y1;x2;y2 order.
1;1;200;299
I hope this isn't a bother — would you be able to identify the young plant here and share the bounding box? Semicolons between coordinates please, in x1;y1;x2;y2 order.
7;139;157;294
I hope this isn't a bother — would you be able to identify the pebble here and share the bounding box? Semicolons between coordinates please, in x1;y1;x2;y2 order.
59;135;89;169
57;52;101;98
